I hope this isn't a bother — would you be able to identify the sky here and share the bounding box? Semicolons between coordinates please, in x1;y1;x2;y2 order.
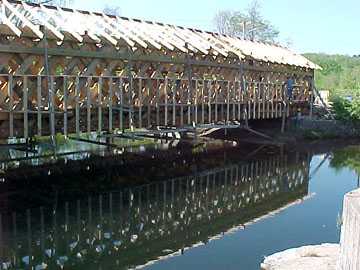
72;0;359;55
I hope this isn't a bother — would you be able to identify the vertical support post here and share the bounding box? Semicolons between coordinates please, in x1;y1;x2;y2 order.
186;43;193;126
138;78;142;128
164;78;168;126
108;77;113;133
37;76;42;136
86;77;92;134
215;81;218;123
119;78;124;132
156;79;160;127
180;80;184;126
49;76;55;138
195;79;198;124
98;77;103;133
310;71;315;119
75;77;80;136
172;80;176;126
208;81;212;123
63;76;68;137
202;79;205;124
127;47;134;131
146;78;151;128
23;76;28;139
226;80;230;124
8;75;14;137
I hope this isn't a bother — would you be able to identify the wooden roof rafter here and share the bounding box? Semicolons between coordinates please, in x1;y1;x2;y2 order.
0;0;321;70
2;0;43;38
22;2;64;41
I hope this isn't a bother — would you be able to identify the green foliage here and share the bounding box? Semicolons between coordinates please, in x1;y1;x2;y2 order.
330;146;360;176
331;96;360;121
303;53;360;93
214;0;279;43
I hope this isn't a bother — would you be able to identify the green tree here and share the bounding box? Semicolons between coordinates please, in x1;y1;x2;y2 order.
214;0;279;43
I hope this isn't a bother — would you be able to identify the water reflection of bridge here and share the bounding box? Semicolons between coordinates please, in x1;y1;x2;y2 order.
0;154;310;269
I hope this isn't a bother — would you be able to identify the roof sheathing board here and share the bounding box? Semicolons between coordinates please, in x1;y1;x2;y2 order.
0;0;320;70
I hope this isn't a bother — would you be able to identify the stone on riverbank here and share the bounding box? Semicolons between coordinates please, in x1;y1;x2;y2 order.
260;243;339;270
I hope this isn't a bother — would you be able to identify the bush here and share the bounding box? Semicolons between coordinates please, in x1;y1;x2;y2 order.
331;96;360;121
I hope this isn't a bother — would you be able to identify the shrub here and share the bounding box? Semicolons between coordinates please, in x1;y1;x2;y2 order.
331;96;360;121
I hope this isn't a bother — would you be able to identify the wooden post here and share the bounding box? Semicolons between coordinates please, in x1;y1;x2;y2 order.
49;76;55;138
195;79;198;124
338;188;360;270
98;77;103;133
186;44;193;126
63;77;68;137
23;76;28;139
138;78;142;128
128;57;134;131
86;77;92;134
215;81;218;123
37;76;42;136
310;72;315;119
208;81;212;123
156;79;160;127
75;77;80;136
164;78;168;126
108;77;113;133
226;80;230;124
119;78;124;132
172;80;176;126
281;103;286;133
202;80;205;124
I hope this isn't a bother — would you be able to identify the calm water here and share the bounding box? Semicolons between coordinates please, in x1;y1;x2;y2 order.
0;144;358;270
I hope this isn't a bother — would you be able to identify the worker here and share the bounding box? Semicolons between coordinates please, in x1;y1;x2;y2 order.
285;75;295;100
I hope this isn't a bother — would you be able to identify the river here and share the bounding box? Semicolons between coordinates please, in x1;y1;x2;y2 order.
0;139;358;270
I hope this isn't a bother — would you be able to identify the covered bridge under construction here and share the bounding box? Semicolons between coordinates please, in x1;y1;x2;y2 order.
0;0;320;139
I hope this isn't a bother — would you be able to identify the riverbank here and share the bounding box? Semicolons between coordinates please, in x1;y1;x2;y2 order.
261;188;360;270
260;243;339;270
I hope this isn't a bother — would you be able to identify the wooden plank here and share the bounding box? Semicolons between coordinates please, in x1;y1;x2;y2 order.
0;45;315;75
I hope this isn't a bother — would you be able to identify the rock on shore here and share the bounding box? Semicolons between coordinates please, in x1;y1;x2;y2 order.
261;243;339;270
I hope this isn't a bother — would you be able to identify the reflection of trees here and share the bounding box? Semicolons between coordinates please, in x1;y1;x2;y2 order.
330;146;360;176
0;155;310;270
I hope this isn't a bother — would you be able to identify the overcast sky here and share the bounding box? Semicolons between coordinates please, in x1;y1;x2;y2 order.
72;0;359;55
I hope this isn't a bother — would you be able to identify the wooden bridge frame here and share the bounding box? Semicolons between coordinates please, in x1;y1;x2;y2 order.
0;0;319;139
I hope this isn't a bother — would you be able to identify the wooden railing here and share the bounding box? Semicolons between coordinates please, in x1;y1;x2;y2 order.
0;74;310;139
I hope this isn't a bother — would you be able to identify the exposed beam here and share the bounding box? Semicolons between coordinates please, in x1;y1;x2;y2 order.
0;44;312;75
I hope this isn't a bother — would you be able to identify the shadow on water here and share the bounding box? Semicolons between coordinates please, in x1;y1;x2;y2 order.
0;140;312;269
